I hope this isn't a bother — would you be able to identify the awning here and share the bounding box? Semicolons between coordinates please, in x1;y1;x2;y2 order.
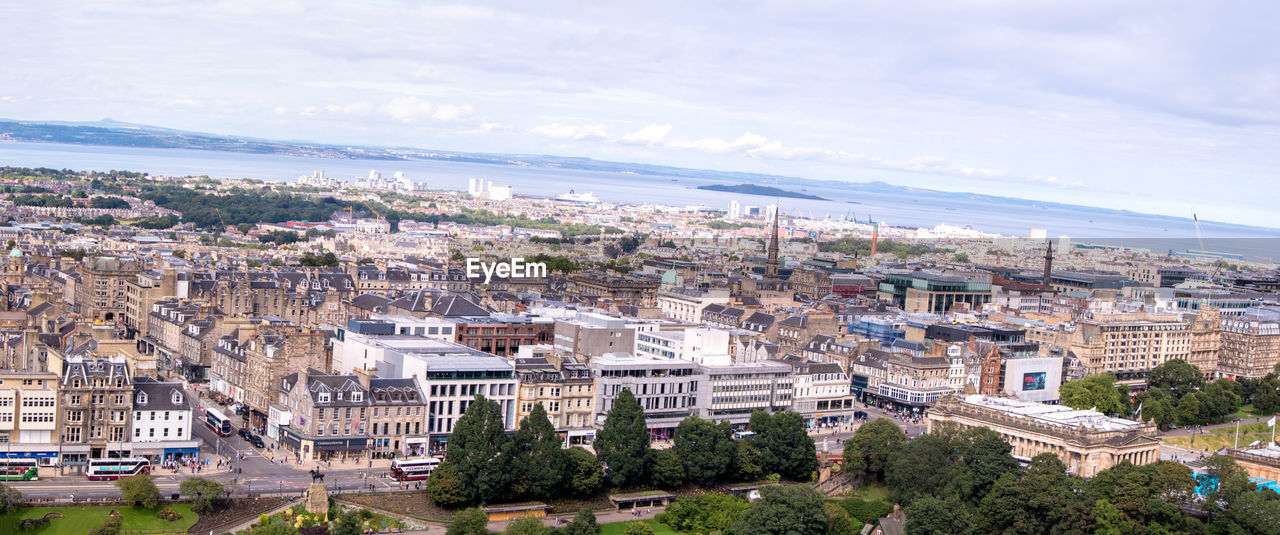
314;437;368;451
567;430;595;437
0;451;58;458
164;447;200;455
406;437;428;445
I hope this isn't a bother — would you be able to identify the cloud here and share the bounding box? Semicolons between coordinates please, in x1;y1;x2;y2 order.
666;132;770;154
383;97;434;123
324;101;375;116
619;123;672;145
432;103;474;121
528;123;611;141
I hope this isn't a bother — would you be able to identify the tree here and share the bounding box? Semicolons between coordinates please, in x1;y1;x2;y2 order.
748;410;817;480
563;510;600;535
332;511;362;535
951;253;970;264
565;447;604;497
595;388;650;488
1060;374;1127;414
623;521;653;535
839;499;892;526
842;418;904;484
905;495;972;535
887;433;966;506
663;493;751;535
1175;392;1202;427
1092;499;1134;535
823;501;855;535
505;516;547;535
0;483;22;514
648;448;685;489
954;427;1019;506
116;473;160;508
733;485;828;535
1253;375;1280;415
446;395;513;504
674;416;737;486
427;461;467;507
446;507;491;535
504;403;567;500
732;440;764;482
1147;359;1204;397
179;477;225;513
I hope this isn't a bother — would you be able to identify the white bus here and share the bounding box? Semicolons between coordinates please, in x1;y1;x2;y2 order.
86;458;151;481
205;406;233;436
390;458;440;481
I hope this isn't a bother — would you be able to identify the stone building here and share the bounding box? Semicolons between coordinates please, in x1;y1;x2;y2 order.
58;355;134;468
75;256;143;322
1065;313;1192;381
515;356;596;445
927;394;1161;477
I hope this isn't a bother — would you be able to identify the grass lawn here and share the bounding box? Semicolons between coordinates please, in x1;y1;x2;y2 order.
1164;423;1277;451
1234;404;1276;419
848;483;890;503
0;504;198;535
601;518;677;535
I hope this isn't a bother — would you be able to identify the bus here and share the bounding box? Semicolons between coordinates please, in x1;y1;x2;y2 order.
86;458;151;481
205;406;233;436
390;458;440;481
0;459;39;481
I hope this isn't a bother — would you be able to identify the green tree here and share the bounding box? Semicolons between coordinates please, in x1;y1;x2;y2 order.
886;432;966;506
332;511;362;535
905;495;972;535
748;410;817;481
565;447;604;497
595;388;650;488
1175;392;1202;426
648;448;685;489
732;440;764;482
842;418;904;484
662;493;751;535
1060;374;1127;414
179;477;225;513
823;501;855;535
504;403;567;500
1147;359;1204;397
563;510;599;535
0;482;22;514
505;516;547;535
426;461;467;507
116;473;160;508
975;454;1091;535
674;416;737;486
733;485;828;535
623;521;653;535
1253;375;1280;414
954;426;1019;506
839;499;892;526
446;395;513;504
446;507;491;535
950;253;970;264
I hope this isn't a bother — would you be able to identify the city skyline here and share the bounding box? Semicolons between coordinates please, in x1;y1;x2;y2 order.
2;1;1278;228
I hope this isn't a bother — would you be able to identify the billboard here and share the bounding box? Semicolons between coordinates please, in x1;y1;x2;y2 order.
1022;372;1047;391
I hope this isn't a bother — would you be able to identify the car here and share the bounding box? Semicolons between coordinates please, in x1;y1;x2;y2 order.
238;428;254;441
248;434;265;448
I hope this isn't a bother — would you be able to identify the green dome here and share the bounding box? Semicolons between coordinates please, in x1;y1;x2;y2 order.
7;248;21;258
661;269;678;284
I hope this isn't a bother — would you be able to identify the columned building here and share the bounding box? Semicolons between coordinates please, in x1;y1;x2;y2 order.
927;394;1160;477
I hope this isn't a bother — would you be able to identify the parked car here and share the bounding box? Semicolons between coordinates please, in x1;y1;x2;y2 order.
238;427;254;441
248;434;265;448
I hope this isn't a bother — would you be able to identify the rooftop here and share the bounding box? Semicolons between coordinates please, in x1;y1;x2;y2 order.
957;394;1148;432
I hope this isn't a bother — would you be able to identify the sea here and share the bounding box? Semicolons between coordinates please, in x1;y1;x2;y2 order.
2;141;1278;261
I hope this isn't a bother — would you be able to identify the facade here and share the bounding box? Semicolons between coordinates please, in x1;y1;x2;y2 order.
454;316;553;357
591;353;707;440
927;395;1161;477
657;287;731;323
515;356;596;445
0;370;60;468
877;271;992;314
130;376;199;463
1218;314;1280;379
783;358;855;427
566;274;659;307
413;354;518;454
75;256;144;322
877;353;958;409
58;356;134;468
552;312;640;362
1066;313;1192;380
702;359;793;427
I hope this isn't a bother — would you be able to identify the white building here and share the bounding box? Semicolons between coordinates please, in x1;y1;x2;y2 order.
729;200;741;219
130;376;199;463
414;354;518;454
635;327;733;365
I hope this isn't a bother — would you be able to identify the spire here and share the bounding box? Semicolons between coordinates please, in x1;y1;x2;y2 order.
765;208;781;279
1042;240;1054;287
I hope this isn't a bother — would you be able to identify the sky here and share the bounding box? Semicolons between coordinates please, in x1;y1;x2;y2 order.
2;1;1278;227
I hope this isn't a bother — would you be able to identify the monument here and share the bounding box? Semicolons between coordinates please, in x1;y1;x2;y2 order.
305;482;329;514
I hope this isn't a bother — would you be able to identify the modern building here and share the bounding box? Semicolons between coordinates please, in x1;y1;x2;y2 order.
702;359;793;427
877;271;992;314
927;394;1161;477
0;369;60;470
591;353;707;440
413;354;517;454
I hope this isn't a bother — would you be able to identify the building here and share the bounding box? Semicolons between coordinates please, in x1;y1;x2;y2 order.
591;353;707;441
454;315;553;358
515;356;596;445
58;355;134;469
412;354;517;454
657;287;731;323
278;369;373;462
566;274;659;307
702;359;793;427
876;349;962;410
1218;310;1280;379
0;369;60;470
778;356;853;427
877;271;992;314
75;256;144;322
1066;313;1192;381
552;312;642;362
927;395;1161;477
129;376;199;464
210;322;329;431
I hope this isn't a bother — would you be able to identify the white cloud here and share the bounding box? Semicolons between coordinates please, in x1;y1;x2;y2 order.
324;101;374;116
619;123;672;145
383;97;434;123
432;103;474;121
528;123;610;141
666;131;770;154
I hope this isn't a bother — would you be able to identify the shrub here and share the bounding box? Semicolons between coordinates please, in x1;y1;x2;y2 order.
157;508;184;521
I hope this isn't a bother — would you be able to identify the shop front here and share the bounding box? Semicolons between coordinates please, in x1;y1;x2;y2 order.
405;437;428;457
279;426;368;461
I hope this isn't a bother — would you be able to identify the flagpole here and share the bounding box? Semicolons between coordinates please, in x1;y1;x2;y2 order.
1235;420;1240;449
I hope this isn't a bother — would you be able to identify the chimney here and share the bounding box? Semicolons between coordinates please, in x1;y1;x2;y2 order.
355;367;372;390
297;368;309;390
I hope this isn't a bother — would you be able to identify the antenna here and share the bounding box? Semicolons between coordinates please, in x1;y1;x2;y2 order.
1193;213;1205;251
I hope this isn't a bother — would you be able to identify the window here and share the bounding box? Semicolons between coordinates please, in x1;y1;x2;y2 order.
318;393;331;403
352;392;363;402
318;408;325;420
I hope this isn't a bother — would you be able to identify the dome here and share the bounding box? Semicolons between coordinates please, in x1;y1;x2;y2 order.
7;248;21;258
661;269;678;284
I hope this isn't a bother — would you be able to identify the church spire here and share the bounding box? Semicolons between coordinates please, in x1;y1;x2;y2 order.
765;207;780;279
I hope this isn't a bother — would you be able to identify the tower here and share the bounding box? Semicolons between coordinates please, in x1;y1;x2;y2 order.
1042;240;1054;287
765;208;781;280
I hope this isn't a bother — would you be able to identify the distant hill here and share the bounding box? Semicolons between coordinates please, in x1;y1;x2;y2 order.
696;183;828;200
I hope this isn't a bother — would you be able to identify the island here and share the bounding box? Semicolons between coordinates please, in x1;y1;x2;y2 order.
695;183;828;200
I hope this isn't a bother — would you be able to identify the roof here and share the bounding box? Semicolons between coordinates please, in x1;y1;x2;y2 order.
133;377;191;411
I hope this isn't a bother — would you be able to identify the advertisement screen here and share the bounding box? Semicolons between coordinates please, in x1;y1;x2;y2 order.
1023;372;1047;391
